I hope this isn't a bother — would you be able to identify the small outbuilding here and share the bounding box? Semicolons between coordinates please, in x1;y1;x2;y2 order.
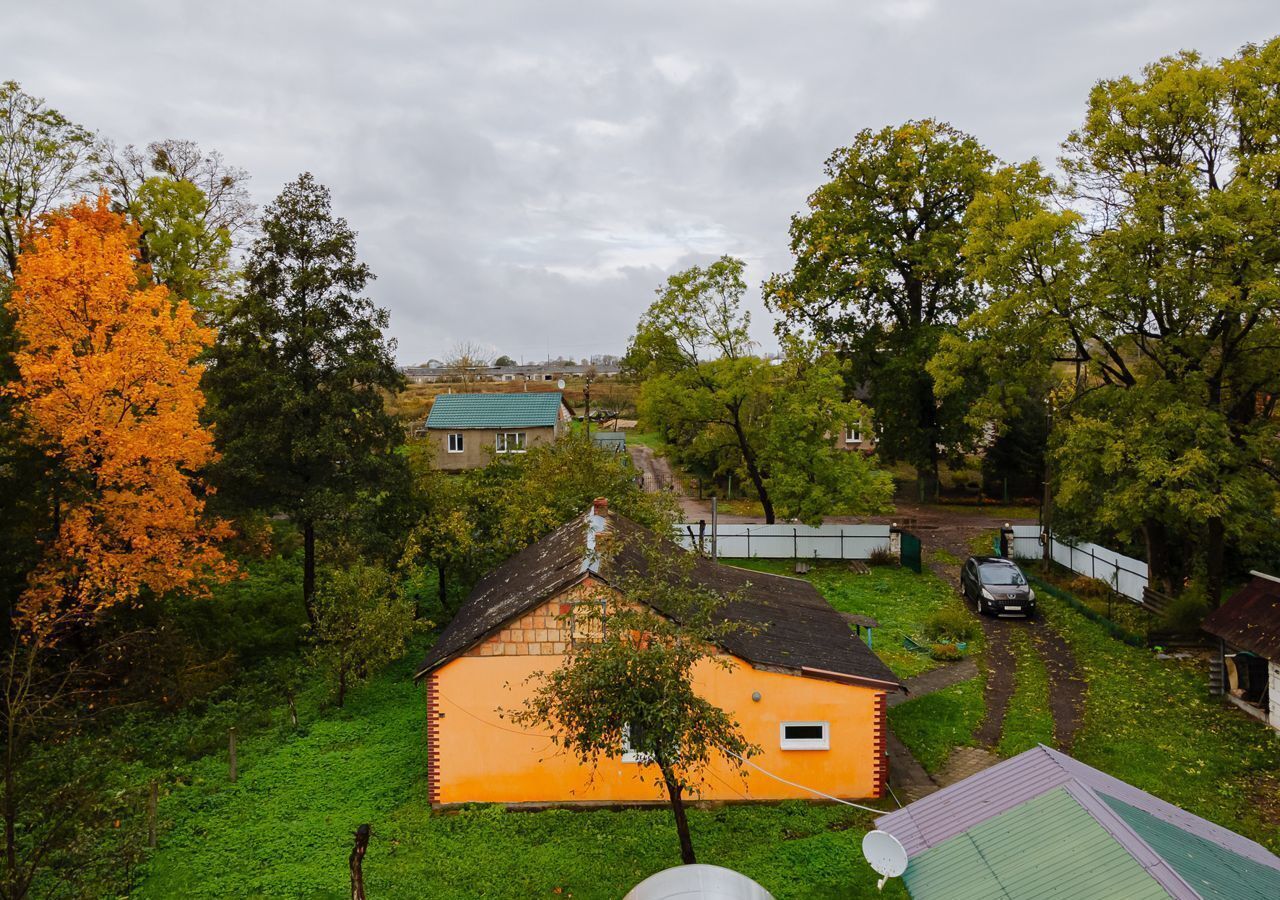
873;744;1280;899
1202;570;1280;730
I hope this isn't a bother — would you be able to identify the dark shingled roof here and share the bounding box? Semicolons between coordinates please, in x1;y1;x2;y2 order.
414;509;901;689
1202;572;1280;660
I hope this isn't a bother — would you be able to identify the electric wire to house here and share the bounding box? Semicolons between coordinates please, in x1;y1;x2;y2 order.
438;692;895;815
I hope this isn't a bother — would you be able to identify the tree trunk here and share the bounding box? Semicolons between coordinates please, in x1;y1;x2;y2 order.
1205;517;1225;609
336;665;347;709
661;766;696;865
1143;519;1176;596
349;823;370;900
728;411;773;524
437;563;448;615
303;520;317;624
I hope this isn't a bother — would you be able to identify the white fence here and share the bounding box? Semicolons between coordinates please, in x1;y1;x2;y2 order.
673;523;892;560
1007;525;1149;602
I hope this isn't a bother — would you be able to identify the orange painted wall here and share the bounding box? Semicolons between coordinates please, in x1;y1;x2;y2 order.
428;612;887;804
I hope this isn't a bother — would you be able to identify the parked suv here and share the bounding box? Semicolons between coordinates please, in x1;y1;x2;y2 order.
961;557;1036;617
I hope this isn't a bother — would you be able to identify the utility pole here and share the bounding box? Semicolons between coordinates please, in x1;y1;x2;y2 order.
583;364;598;442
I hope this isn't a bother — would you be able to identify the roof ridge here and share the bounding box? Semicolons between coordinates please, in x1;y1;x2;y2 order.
1062;781;1202;900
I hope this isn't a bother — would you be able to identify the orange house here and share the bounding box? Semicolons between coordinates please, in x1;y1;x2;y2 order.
413;500;902;807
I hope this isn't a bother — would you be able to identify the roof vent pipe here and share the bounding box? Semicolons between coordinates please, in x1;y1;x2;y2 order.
593;497;608;517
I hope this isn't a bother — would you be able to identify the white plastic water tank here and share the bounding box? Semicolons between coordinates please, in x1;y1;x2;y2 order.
623;864;775;900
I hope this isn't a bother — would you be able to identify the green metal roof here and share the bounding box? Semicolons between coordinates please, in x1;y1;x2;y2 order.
1102;795;1280;900
425;392;564;429
903;788;1170;900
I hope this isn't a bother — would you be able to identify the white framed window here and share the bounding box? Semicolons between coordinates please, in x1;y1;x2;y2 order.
780;721;830;750
496;432;527;453
845;425;863;444
621;722;651;764
447;433;464;453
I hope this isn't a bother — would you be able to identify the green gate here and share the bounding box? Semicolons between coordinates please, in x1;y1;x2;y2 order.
900;530;922;573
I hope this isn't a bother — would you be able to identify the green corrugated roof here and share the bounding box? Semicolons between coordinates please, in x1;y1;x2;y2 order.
903;788;1170;900
425;392;564;429
1102;795;1280;900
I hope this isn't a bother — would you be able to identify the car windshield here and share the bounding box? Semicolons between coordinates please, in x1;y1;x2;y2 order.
981;564;1026;586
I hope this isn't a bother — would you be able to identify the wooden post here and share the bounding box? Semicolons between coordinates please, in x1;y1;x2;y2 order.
147;780;158;848
229;727;238;783
350;824;371;900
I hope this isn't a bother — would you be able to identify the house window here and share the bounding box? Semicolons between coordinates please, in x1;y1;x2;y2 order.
780;721;830;750
620;722;651;764
845;425;863;444
447;433;464;453
496;432;527;453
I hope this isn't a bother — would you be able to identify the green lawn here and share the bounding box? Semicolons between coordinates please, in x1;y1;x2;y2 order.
725;560;975;679
621;429;665;450
996;628;1054;758
137;646;908;899
1040;591;1280;852
887;677;985;774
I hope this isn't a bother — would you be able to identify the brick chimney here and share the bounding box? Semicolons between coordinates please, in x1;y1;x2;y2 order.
592;497;608;517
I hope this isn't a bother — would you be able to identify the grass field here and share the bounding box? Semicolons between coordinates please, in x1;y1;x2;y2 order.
996;628;1054;758
887;677;985;773
1039;590;1280;852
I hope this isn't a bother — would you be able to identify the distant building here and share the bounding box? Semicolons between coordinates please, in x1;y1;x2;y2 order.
420;392;572;471
403;362;621;385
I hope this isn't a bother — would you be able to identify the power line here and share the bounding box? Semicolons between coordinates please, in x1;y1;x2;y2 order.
719;746;896;815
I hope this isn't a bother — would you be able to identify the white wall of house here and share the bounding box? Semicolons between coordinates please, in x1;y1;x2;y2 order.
1270;660;1279;729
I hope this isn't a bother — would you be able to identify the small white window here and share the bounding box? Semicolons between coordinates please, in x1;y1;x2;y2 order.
845;425;863;444
780;721;830;750
621;722;651;764
447;433;464;453
496;432;527;453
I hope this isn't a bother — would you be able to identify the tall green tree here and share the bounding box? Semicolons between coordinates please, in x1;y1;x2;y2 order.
96;139;253;320
510;547;759;865
206;173;406;620
765;120;996;484
630;257;891;524
932;41;1280;602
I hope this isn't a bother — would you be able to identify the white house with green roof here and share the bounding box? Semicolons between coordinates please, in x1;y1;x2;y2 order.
422;391;572;470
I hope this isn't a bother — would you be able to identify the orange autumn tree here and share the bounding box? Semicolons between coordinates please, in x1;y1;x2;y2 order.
7;192;234;633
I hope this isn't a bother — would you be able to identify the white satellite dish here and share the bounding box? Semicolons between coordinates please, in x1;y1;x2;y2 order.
557;378;566;390
862;830;908;890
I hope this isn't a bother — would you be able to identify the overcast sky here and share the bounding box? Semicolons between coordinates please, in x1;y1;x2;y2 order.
10;2;1280;364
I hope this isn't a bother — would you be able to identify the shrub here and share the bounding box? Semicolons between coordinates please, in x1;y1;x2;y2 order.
309;564;420;707
867;545;897;566
922;608;978;643
1161;591;1210;632
1063;575;1112;599
930;643;963;661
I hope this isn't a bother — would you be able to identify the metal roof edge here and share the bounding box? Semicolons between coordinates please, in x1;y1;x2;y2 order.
1063;781;1203;900
799;665;902;691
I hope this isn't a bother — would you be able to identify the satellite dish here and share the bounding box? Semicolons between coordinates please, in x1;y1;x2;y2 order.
862;830;907;890
557;379;566;390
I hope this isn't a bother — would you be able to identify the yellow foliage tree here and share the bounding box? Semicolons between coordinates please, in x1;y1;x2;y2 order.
7;192;233;633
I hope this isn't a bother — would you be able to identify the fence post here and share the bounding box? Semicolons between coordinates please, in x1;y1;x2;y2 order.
746;528;751;558
793;528;798;560
229;727;238;783
840;530;845;560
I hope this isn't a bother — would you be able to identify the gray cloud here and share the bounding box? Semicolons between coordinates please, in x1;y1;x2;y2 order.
12;0;1280;362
